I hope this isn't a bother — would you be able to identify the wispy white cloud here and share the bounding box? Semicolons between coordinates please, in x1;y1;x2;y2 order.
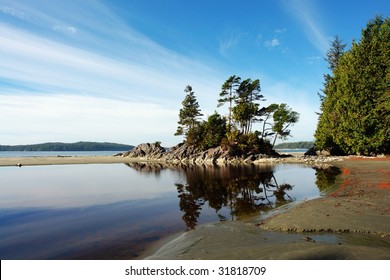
0;6;28;19
281;0;329;53
0;23;221;105
0;94;179;145
219;29;242;57
53;25;77;34
0;0;223;145
264;38;281;48
274;28;287;33
263;28;286;50
306;55;322;64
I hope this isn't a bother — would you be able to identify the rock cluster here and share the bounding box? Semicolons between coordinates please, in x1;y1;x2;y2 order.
122;142;344;166
122;142;166;159
122;142;275;164
304;146;346;156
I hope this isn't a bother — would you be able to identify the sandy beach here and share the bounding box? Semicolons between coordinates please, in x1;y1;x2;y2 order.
0;152;335;167
0;155;136;166
1;155;389;259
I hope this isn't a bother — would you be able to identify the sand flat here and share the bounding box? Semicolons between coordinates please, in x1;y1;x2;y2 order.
0;155;141;166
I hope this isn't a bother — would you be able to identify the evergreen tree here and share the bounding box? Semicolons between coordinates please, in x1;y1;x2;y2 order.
260;103;279;140
232;78;264;134
315;16;389;155
271;104;300;147
325;35;347;72
318;35;347;104
218;75;241;130
175;85;203;138
200;112;228;150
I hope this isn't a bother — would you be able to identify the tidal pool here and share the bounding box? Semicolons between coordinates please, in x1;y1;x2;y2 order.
0;163;340;259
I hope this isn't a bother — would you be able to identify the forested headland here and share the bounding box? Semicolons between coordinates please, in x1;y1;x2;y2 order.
0;142;134;152
315;16;389;155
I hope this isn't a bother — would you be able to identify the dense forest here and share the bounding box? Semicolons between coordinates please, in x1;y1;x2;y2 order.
315;16;389;155
274;141;314;149
174;77;300;155
0;142;134;151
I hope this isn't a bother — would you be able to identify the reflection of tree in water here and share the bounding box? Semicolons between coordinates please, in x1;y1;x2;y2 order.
175;165;295;230
125;162;166;177
124;162;341;231
314;166;342;193
175;183;204;231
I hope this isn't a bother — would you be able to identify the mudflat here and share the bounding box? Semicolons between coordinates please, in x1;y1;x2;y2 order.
145;156;390;260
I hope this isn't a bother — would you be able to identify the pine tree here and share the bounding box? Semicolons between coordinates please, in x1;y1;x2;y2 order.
232;78;263;134
175;85;203;138
271;104;300;147
218;75;241;130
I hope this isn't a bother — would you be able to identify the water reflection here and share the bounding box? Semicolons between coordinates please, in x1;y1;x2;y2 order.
126;163;298;230
0;163;341;259
314;166;342;193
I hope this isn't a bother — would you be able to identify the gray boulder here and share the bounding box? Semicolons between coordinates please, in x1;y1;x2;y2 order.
123;142;166;159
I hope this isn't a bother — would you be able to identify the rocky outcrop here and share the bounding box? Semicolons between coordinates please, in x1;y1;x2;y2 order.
122;142;166;159
304;146;348;157
122;142;276;164
121;142;346;166
304;147;317;156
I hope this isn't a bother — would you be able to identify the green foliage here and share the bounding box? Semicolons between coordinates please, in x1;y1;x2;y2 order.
175;85;203;137
187;112;228;150
175;75;301;155
315;16;390;155
325;35;347;72
201;112;228;150
185;124;205;147
232;78;264;134
218;75;241;129
260;103;279;139
271;103;300;147
225;130;274;156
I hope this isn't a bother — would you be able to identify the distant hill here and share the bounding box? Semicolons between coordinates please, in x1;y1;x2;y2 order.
274;141;314;149
0;142;134;151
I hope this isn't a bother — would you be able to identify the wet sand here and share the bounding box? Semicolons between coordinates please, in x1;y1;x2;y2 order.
144;156;390;260
0;155;135;166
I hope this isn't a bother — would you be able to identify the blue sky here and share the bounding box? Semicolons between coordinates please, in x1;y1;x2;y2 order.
0;0;388;146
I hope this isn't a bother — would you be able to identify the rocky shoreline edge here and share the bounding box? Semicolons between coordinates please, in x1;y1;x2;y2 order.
119;142;344;168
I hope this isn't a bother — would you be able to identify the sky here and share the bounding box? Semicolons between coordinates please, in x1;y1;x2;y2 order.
0;0;388;146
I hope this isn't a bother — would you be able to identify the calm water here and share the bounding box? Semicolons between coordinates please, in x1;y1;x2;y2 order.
0;162;340;259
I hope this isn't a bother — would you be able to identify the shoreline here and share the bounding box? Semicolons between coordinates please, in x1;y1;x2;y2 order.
0;152;342;167
0;155;136;167
143;156;390;260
